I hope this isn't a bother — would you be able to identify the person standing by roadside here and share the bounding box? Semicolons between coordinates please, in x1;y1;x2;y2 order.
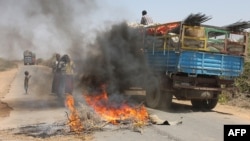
140;10;153;25
51;53;61;95
52;53;61;73
63;54;75;95
24;71;31;94
57;54;75;98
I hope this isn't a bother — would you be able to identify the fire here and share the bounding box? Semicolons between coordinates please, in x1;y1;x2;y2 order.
84;84;149;124
65;94;84;132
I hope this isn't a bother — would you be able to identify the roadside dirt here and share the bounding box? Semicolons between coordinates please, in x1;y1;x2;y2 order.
0;68;17;118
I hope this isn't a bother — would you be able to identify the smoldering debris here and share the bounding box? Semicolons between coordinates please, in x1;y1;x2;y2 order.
149;115;183;125
12;122;68;138
4;104;183;138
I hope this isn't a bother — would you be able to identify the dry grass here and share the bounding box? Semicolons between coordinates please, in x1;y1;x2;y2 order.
0;58;18;72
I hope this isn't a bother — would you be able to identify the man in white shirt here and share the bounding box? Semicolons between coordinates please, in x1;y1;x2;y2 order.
140;10;153;25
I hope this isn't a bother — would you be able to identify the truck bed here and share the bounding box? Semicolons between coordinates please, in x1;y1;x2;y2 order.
145;50;244;77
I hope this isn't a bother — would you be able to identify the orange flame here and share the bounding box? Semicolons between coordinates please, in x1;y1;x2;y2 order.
84;84;149;124
65;94;84;132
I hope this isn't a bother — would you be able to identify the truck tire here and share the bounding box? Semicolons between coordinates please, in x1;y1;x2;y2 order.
191;98;218;110
202;98;218;110
160;91;173;109
145;86;162;108
190;99;202;108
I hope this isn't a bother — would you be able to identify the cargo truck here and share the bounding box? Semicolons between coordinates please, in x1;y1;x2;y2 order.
23;50;36;65
139;13;250;110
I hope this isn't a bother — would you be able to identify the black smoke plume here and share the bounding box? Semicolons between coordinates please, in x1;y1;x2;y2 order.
79;22;151;95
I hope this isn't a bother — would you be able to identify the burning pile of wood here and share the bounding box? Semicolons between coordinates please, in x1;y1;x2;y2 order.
8;89;182;139
64;84;183;134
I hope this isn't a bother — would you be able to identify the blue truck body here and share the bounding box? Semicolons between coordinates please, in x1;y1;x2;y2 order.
146;50;244;77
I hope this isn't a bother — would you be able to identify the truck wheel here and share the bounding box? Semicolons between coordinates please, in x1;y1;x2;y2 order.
160;91;173;109
191;98;218;110
191;99;203;108
166;92;173;109
145;87;162;108
202;98;218;110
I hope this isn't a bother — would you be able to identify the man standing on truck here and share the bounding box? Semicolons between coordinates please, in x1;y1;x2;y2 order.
140;10;153;25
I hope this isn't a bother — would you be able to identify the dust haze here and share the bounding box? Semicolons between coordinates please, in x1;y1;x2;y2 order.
0;0;99;60
0;0;155;97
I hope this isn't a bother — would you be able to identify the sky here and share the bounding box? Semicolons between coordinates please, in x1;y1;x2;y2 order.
102;0;250;26
0;0;249;60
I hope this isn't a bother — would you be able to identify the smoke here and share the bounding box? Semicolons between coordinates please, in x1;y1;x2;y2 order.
0;0;155;97
79;22;153;95
0;0;98;60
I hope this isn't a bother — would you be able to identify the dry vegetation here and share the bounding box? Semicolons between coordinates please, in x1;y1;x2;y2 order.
0;58;18;71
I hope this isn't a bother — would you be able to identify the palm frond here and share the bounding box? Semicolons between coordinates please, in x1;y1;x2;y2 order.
183;13;212;26
222;21;250;32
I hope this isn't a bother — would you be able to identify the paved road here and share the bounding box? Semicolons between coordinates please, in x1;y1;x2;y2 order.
93;96;250;141
0;65;67;130
1;65;250;141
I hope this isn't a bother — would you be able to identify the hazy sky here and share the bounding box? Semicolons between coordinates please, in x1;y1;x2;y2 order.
103;0;250;26
0;0;249;60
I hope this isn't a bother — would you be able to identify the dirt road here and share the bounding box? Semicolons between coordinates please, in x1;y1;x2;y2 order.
0;64;250;141
0;65;91;141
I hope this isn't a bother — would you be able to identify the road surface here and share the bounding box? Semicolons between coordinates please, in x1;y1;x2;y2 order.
0;64;250;141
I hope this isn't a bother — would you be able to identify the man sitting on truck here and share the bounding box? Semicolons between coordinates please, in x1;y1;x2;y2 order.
140;10;153;25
